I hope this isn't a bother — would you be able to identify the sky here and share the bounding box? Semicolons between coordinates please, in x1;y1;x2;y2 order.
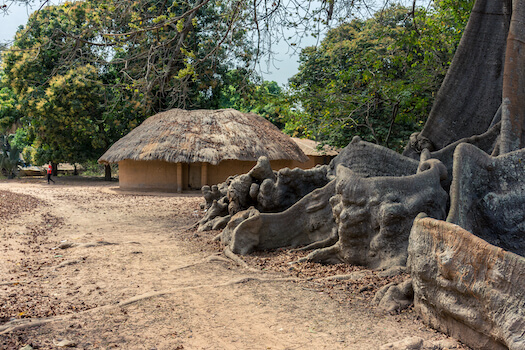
0;1;41;41
0;1;314;86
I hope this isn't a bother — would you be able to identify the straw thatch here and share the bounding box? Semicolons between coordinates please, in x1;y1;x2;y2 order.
98;108;308;165
291;138;339;157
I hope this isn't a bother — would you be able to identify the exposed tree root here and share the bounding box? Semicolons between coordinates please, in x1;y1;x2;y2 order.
223;246;261;273
290;235;339;253
53;259;83;270
319;271;371;282
54;241;117;250
167;221;200;236
206;255;232;264
0;318;64;334
169;253;233;272
0;302;115;335
296;244;344;265
0;281;30;286
0;275;302;334
181;222;199;232
118;275;303;307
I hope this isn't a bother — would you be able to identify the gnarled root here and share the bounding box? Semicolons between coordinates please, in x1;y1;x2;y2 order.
290;233;339;253
298;243;344;265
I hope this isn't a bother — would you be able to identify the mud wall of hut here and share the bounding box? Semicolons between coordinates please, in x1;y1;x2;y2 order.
118;160;186;192
117;157;334;192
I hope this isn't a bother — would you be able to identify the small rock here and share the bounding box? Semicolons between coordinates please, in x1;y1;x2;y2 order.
19;345;33;350
58;242;75;249
54;339;77;348
358;284;373;293
434;338;461;349
380;336;455;350
380;337;426;349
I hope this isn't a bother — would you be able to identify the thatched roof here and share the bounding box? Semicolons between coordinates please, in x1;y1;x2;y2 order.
291;138;339;157
98;109;309;165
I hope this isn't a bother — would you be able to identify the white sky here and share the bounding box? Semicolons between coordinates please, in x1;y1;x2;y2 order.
0;2;34;42
0;1;313;86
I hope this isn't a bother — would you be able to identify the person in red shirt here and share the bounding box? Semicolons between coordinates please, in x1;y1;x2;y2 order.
47;163;55;184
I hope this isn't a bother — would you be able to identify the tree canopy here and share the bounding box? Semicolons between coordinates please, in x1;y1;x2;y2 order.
0;0;493;168
0;0;259;165
285;0;473;150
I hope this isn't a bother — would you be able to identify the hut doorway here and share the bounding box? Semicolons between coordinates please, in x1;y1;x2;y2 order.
188;163;202;189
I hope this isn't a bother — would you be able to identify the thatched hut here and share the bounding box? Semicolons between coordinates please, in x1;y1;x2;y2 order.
98;108;309;192
289;137;339;169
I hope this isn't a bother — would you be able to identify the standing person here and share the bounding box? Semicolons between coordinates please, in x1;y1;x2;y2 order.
47;163;55;184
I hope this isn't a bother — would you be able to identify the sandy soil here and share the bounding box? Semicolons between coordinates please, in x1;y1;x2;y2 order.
0;177;464;350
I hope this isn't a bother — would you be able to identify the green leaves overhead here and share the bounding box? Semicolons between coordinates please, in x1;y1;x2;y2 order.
0;0;475;167
288;1;473;151
1;0;257;165
217;70;290;129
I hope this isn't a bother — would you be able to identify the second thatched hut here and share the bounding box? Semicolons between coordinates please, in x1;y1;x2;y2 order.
98;108;309;192
290;137;339;169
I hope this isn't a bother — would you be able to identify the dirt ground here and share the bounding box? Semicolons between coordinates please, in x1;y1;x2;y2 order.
0;177;465;350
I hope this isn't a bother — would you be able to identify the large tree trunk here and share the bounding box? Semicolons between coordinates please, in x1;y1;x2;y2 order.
500;0;525;153
404;0;511;157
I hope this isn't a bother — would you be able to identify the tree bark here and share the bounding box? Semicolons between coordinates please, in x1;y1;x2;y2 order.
500;0;525;153
104;164;112;181
404;0;511;156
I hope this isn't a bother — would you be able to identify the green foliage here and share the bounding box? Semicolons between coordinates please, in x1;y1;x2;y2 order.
9;128;33;165
2;2;112;165
0;75;23;134
217;70;291;128
1;0;257;166
88;0;256;112
0;135;21;179
10;128;29;150
288;1;473;151
30;65;108;165
80;160;118;177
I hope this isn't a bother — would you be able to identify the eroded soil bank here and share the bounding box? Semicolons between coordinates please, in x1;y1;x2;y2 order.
0;178;465;349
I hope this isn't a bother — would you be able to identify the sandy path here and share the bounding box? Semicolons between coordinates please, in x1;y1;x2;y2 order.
0;178;459;350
